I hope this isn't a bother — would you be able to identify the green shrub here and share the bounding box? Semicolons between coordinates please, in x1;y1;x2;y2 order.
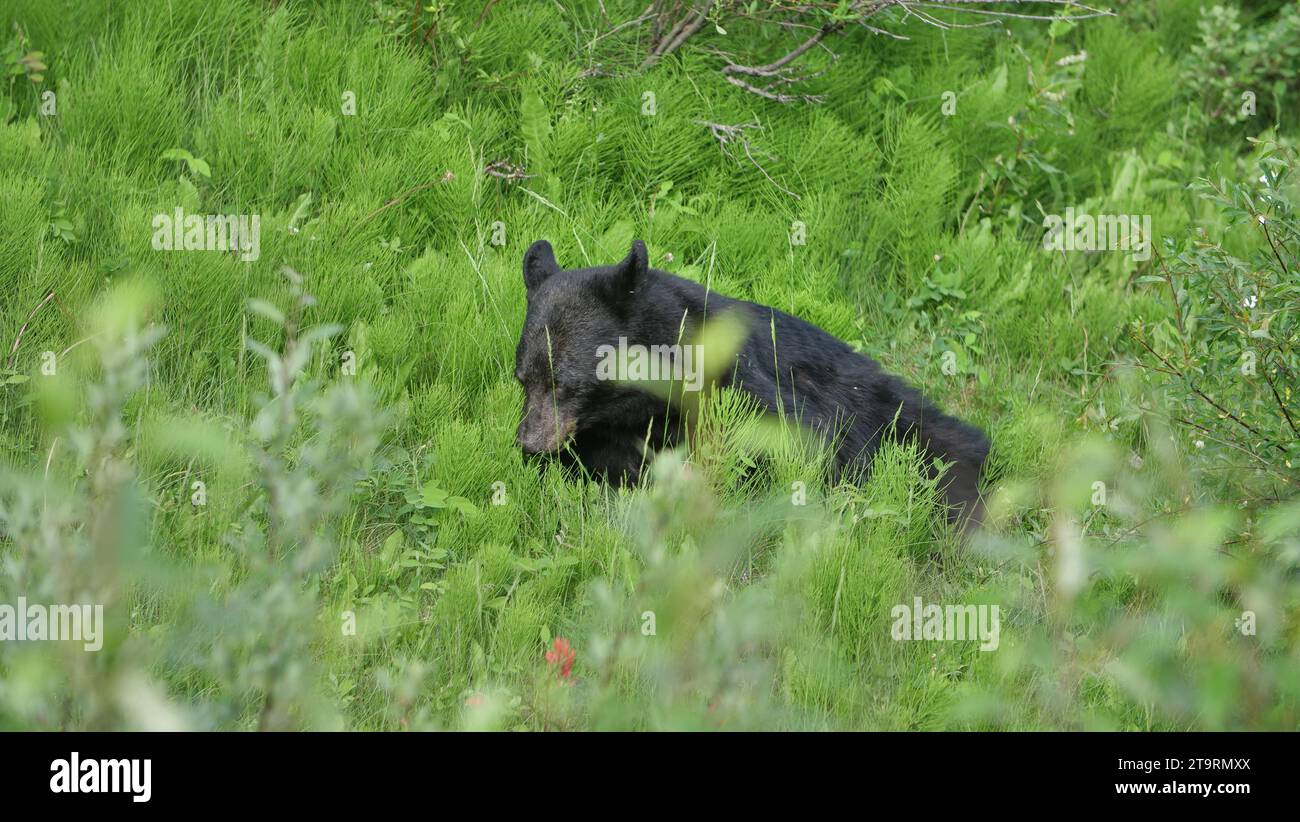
1132;139;1300;502
1182;3;1300;127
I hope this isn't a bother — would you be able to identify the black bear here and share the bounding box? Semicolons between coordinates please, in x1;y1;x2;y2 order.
514;239;990;530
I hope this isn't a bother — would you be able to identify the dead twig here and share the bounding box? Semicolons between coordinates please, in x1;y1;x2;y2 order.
348;171;456;235
484;160;535;182
7;289;59;369
696;120;800;200
637;0;1114;100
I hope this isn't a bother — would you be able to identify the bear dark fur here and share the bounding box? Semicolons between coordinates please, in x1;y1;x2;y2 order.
514;239;991;529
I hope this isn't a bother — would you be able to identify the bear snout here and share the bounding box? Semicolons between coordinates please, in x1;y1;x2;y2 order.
515;417;551;455
516;405;576;455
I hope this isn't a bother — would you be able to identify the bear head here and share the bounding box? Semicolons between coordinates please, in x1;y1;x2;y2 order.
514;238;652;456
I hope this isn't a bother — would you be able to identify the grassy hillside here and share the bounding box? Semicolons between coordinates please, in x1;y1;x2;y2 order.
1;0;1297;730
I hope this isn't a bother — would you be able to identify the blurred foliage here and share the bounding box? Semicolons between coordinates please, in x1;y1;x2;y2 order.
0;274;386;730
1181;2;1300;127
188;269;387;730
0;282;165;729
1132;140;1300;503
962;425;1300;730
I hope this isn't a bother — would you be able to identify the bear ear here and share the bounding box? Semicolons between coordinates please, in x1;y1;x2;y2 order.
523;240;560;291
608;240;648;300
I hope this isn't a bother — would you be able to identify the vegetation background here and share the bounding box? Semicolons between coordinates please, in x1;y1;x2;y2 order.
1;0;1298;730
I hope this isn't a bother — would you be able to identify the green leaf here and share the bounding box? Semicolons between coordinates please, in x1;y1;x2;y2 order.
446;495;480;516
288;192;314;229
1048;17;1076;40
381;529;404;562
989;63;1008;96
520;88;551;173
420;482;449;508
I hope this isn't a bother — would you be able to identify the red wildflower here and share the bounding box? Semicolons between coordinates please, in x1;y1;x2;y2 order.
545;637;576;681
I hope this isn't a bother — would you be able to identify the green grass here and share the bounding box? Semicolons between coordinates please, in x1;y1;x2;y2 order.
1;0;1298;730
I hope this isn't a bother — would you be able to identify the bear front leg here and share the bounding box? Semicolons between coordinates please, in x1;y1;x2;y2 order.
561;431;653;487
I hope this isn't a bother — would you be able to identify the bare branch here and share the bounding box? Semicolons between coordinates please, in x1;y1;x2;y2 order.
696;120;801;199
